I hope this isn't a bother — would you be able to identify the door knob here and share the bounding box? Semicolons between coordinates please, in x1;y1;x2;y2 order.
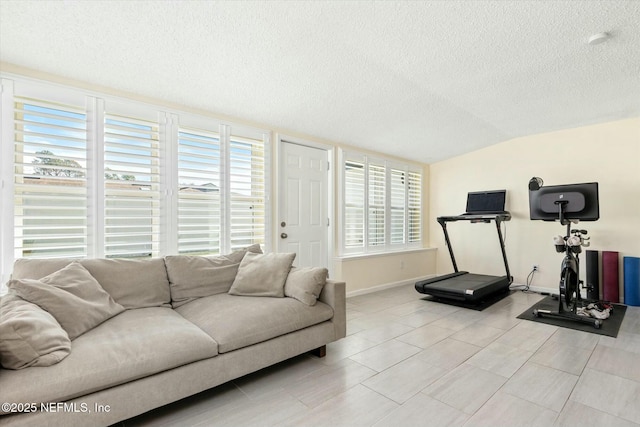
280;233;288;239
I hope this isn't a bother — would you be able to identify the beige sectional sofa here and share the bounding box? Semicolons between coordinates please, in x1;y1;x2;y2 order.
0;246;346;427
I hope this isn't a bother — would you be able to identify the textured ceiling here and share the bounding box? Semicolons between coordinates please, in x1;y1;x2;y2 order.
1;1;639;163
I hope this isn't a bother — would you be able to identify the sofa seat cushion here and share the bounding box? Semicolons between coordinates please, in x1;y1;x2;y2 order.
175;293;334;353
0;307;218;410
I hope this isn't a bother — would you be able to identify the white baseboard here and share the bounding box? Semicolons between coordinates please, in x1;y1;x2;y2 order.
509;283;550;294
510;283;591;298
526;285;555;294
346;275;436;298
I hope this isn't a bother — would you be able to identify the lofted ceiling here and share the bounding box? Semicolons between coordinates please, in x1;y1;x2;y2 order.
1;0;639;164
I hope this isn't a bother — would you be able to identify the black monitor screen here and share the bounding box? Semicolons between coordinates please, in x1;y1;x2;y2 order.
466;190;506;213
529;182;599;221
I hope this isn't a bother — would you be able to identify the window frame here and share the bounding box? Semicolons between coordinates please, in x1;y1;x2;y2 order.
339;149;423;256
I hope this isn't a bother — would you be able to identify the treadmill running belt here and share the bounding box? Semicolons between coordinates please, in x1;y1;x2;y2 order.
416;273;510;302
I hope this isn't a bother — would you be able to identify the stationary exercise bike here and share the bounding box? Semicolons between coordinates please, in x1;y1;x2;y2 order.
533;219;601;328
528;178;602;328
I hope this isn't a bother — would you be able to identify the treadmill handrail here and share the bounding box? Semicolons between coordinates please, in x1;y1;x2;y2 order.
437;213;512;223
436;212;512;283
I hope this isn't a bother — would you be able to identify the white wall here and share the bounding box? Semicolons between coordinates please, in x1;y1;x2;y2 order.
429;118;640;301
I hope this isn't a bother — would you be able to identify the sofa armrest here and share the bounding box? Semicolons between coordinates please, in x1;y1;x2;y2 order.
318;279;346;340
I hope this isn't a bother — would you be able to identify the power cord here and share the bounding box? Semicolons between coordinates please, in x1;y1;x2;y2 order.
510;266;536;293
524;267;536;292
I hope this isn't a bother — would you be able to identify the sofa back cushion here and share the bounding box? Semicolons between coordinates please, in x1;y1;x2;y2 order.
11;258;171;309
8;262;125;340
165;244;262;308
11;258;71;281
80;258;171;309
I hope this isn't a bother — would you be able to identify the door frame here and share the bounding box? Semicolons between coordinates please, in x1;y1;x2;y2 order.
275;133;334;277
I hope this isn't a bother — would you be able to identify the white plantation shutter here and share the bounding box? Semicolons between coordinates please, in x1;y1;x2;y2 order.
344;160;365;251
407;171;422;243
341;151;423;254
13;96;88;258
228;134;266;251
368;163;386;247
177;128;221;255
390;168;406;245
103;111;160;258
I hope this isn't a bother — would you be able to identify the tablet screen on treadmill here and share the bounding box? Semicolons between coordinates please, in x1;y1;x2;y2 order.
465;190;506;214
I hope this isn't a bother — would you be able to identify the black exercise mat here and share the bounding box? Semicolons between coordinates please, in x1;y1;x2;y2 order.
517;296;626;337
420;290;513;311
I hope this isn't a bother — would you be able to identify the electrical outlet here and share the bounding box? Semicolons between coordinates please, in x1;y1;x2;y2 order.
532;265;539;272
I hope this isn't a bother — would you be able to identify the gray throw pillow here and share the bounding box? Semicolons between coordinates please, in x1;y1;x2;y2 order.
284;267;328;306
7;262;125;340
228;252;296;297
0;293;71;369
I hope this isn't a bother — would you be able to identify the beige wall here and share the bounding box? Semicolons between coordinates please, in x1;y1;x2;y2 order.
429;118;640;301
335;249;436;295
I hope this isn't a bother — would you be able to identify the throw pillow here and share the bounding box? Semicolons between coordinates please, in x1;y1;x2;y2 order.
7;262;125;340
228;252;296;297
284;267;328;306
166;244;263;307
0;293;71;369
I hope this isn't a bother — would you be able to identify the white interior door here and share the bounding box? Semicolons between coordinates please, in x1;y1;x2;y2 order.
279;142;329;268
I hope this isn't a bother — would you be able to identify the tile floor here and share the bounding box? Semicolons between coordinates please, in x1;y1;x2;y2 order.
123;285;640;427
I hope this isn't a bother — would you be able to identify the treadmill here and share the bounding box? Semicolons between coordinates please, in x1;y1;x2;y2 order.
416;190;513;303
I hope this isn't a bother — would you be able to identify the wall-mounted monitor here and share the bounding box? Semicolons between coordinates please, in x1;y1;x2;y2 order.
529;182;599;222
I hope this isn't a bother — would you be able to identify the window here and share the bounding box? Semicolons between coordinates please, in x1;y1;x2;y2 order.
340;151;422;255
368;163;386;247
177;128;221;255
104;111;160;258
13;97;88;259
407;171;422;243
229;134;266;251
174;121;268;256
0;77;270;284
344;160;365;250
390;168;406;245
